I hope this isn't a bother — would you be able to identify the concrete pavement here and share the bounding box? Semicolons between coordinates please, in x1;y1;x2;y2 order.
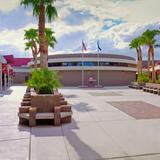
0;86;160;160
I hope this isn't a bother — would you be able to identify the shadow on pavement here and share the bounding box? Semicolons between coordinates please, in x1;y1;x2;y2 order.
18;119;103;160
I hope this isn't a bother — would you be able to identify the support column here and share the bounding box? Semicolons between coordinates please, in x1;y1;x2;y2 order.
7;65;9;87
4;74;7;90
0;62;2;91
8;75;11;86
11;76;13;85
7;74;10;87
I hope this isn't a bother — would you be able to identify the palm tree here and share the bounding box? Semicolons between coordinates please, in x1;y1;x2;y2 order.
24;28;57;68
129;37;143;74
21;0;58;68
45;28;57;57
141;29;160;82
24;29;39;69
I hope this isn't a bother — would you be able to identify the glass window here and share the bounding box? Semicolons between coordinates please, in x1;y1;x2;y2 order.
48;61;135;68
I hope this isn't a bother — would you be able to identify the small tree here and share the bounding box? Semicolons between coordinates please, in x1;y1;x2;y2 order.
24;28;39;69
24;28;57;68
129;37;143;74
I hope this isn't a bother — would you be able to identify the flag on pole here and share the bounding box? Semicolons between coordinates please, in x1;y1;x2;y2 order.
82;40;87;52
97;40;102;52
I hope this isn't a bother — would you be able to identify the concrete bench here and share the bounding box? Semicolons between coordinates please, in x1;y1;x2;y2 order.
18;93;72;127
19;112;72;120
143;83;160;94
129;82;144;90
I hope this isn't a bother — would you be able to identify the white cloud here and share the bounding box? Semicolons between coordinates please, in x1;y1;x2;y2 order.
49;0;160;54
1;0;160;59
59;0;160;23
0;0;20;12
0;23;37;53
26;11;32;17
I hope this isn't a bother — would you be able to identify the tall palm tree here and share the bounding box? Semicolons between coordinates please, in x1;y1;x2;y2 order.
142;29;160;82
129;37;143;74
21;0;58;68
24;28;39;69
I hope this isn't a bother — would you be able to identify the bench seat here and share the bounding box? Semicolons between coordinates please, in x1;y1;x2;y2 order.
19;112;72;120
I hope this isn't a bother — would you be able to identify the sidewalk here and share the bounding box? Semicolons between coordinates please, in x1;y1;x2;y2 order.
0;86;160;160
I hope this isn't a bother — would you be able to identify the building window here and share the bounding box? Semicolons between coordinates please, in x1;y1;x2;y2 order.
48;61;136;68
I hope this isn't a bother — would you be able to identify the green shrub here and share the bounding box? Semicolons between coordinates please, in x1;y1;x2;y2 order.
26;68;62;94
137;72;149;83
39;85;53;94
157;75;160;84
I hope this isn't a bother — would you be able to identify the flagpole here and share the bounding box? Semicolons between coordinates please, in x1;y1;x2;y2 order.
82;40;84;87
97;49;100;87
97;41;100;87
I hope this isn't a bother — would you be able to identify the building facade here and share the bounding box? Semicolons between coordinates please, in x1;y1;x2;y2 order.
0;55;14;91
28;53;137;87
13;58;32;84
0;55;6;91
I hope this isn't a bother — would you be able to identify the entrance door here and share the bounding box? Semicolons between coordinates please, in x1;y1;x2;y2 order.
84;71;97;87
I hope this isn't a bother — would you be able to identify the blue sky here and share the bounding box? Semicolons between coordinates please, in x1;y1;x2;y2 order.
0;0;160;60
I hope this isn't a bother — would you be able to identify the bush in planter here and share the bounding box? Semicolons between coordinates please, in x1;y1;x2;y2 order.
137;72;149;83
26;68;62;94
157;75;160;84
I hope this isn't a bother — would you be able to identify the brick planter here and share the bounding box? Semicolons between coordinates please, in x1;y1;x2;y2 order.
18;88;72;127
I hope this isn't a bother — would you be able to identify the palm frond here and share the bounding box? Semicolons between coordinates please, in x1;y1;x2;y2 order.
45;28;57;49
45;4;58;22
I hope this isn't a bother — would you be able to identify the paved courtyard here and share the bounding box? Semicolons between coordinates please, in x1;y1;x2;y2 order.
0;86;160;160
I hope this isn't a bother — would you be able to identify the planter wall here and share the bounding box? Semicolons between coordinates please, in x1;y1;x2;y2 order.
18;88;72;127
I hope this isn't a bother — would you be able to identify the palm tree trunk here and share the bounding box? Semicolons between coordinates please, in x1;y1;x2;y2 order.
31;48;36;69
32;40;38;69
151;46;156;83
34;54;38;69
136;48;140;73
147;48;151;80
138;47;143;73
43;42;48;68
42;54;48;68
39;4;46;68
42;40;48;68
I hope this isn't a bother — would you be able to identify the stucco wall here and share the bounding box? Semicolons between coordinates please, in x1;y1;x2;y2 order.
13;70;136;86
58;71;82;86
59;70;136;87
0;62;2;90
14;72;29;84
100;71;136;86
